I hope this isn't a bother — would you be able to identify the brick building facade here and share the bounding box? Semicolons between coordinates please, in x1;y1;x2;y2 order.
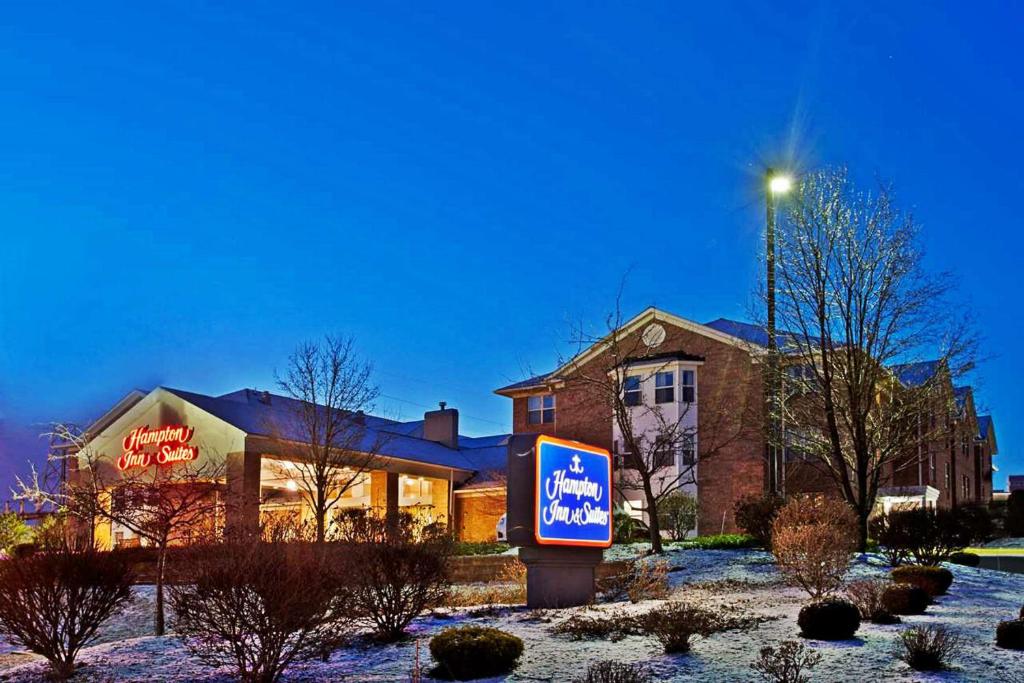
496;307;766;535
496;307;999;538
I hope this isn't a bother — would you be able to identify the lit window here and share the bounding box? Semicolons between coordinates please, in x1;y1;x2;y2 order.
655;371;674;403
528;394;555;424
681;370;696;403
623;375;642;406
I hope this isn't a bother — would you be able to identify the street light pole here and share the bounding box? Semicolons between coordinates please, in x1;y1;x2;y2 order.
765;168;791;495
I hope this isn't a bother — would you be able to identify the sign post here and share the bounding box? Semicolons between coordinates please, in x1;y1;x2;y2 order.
506;434;613;608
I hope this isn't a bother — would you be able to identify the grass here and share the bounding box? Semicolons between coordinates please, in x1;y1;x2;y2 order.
673;534;760;550
965;547;1024;556
452;541;511;556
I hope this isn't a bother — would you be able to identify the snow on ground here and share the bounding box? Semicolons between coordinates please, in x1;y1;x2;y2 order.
2;549;1023;682
983;538;1024;549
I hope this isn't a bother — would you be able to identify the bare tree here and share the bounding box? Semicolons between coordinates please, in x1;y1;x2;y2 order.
561;294;759;553
766;167;977;551
0;532;134;680
271;335;385;546
17;423;225;636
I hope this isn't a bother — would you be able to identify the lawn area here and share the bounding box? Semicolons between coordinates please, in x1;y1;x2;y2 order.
2;548;1022;681
967;547;1024;556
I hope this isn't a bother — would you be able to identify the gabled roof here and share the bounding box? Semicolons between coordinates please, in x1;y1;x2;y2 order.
160;387;509;476
495;307;760;396
891;360;942;388
954;386;971;413
703;318;770;347
978;415;993;440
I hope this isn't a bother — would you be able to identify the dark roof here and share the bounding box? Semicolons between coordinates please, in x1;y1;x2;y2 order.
703;318;820;351
494;373;554;394
161;387;509;476
704;318;770;347
978;415;994;441
891;360;941;388
954;386;971;412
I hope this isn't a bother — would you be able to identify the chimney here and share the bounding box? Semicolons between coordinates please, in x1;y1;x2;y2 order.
423;402;459;449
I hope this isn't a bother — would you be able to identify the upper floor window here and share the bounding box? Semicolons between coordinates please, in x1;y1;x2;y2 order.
624;375;642;406
655;371;674;403
681;370;696;403
679;434;696;467
528;394;555;424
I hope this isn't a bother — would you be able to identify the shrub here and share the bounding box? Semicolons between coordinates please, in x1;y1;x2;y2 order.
678;534;759;550
613;507;648;543
598;559;669;603
552;613;645;641
796;599;860;641
894;625;961;671
643;601;722;653
335;509;453;642
871;508;972;567
0;512;32;554
170;541;354;683
0;541;134;680
949;551;981;567
574;660;652;683
429;626;523;680
750;640;822;683
771;497;857;599
1007;491;1024;537
881;584;929;615
845;579;899;624
658;492;698;541
445;559;526;607
452;541;508;556
891;565;954;597
1020;604;1024;620
735;493;784;548
957;504;994;544
996;619;1024;650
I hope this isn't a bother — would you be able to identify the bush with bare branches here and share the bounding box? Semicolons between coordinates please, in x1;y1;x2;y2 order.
445;559;526;607
597;559;670;603
894;625;962;671
336;509;453;642
845;579;899;624
0;541;134;680
169;541;354;683
771;497;857;599
750;640;823;683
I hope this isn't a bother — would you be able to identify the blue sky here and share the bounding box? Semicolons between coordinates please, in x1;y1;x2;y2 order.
1;2;1021;498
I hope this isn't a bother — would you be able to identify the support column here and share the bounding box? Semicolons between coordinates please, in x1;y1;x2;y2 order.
386;471;399;527
225;451;261;541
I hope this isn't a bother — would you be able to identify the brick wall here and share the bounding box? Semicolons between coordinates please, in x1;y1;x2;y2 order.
454;489;506;541
504;319;765;535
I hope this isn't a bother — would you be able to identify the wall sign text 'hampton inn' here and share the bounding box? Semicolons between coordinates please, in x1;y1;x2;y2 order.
117;424;199;471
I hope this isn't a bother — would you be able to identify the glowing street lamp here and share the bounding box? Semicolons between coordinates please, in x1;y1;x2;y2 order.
765;168;792;495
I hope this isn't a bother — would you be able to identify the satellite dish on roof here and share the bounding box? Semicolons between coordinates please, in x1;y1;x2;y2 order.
642;323;666;349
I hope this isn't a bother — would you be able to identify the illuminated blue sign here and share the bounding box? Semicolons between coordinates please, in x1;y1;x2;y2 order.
534;435;613;548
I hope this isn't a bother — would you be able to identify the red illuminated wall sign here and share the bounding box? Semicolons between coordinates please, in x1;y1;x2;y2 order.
117;425;199;471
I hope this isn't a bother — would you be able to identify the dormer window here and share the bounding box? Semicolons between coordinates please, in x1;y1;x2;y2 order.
623;375;642;406
528;394;555;425
655;372;674;404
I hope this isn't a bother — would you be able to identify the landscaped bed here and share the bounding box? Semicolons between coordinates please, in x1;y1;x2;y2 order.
2;547;1022;682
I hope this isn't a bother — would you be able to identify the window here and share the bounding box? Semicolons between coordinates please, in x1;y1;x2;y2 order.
681;370;696;403
655;371;674;403
527;394;555;424
652;438;675;469
679;434;696;467
623;375;642;406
